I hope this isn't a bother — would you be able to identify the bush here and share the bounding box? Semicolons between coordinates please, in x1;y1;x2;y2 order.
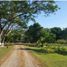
43;46;54;53
56;39;67;44
54;47;67;55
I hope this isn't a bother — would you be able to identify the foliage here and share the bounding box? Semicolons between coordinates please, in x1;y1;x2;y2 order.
0;1;58;40
24;23;42;43
24;24;56;47
36;28;56;47
61;28;67;40
5;29;24;42
56;39;67;44
44;32;56;43
54;47;67;55
50;27;62;40
26;43;67;55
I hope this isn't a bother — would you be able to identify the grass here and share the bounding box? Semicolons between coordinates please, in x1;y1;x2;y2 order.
26;45;67;67
0;46;13;60
33;52;67;67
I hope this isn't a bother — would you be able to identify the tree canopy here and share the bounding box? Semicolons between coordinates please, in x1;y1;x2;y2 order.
24;23;42;43
50;27;62;40
0;1;58;32
0;1;59;44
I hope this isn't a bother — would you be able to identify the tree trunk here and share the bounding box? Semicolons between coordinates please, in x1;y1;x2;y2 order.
0;19;1;35
0;32;5;47
0;18;5;47
0;34;1;46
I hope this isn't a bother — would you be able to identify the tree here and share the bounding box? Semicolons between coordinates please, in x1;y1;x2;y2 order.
5;29;24;43
24;25;56;47
37;28;56;47
50;27;62;40
24;23;42;43
45;33;56;43
61;28;67;40
0;1;58;45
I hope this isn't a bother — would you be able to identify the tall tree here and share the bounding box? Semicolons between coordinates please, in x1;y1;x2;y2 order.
37;28;56;47
0;1;58;45
61;28;67;40
24;23;42;43
50;27;62;40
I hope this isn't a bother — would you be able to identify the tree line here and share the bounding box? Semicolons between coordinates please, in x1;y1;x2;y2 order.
5;23;67;46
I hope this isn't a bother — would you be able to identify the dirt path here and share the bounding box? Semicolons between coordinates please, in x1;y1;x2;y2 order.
0;45;41;67
23;48;40;67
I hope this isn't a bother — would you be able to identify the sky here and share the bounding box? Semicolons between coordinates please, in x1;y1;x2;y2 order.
28;1;67;29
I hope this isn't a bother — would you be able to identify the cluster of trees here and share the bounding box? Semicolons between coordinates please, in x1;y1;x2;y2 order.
23;23;67;44
0;1;58;46
5;29;24;43
5;22;67;46
50;27;67;40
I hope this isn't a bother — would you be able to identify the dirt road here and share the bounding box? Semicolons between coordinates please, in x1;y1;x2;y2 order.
0;45;41;67
23;48;40;67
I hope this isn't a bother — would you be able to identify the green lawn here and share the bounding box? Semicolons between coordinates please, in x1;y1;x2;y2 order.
0;46;13;60
26;46;67;67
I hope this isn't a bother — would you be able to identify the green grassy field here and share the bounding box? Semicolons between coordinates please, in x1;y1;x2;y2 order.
0;46;13;60
26;46;67;67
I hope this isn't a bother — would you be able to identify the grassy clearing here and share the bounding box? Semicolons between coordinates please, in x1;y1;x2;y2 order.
0;46;13;60
26;46;67;67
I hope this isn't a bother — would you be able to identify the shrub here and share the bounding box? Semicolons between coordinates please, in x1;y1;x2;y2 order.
54;47;67;55
56;39;67;44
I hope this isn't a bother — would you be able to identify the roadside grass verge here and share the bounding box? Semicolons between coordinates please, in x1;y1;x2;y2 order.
0;46;13;61
26;46;67;67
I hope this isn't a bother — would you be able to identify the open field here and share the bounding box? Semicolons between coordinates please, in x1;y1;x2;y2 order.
25;45;67;67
